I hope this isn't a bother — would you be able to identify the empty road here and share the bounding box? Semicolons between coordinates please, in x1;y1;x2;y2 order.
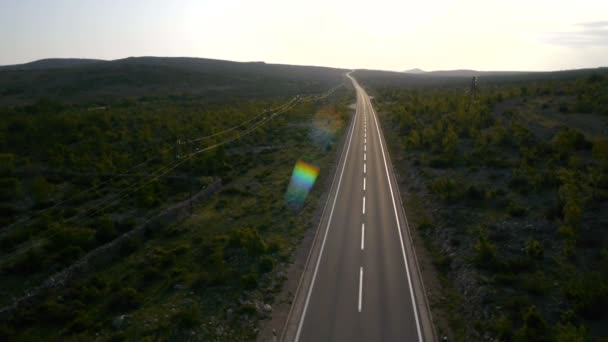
282;73;435;341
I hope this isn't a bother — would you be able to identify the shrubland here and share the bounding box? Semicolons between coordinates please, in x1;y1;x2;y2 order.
355;68;608;340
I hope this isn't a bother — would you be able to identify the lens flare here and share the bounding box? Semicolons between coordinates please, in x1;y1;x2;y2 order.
285;160;320;208
310;107;344;149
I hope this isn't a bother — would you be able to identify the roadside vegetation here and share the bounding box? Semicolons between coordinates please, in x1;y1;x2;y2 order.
0;59;351;340
355;69;608;341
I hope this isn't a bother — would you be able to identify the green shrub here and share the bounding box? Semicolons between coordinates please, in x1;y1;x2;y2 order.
4;247;46;274
241;272;258;290
429;178;458;202
39;299;77;325
172;306;200;329
521;271;550;295
465;185;484;201
108;287;142;312
48;224;95;252
266;237;286;254
554;323;587;342
552;128;590;155
564;272;608;319
0;177;21;200
473;228;498;268
258;255;275;273
94;215;117;243
592;138;608;162
526;239;544;259
227;227;266;257
30;176;54;205
490;314;513;340
0;154;15;176
508;202;528;217
514;306;549;342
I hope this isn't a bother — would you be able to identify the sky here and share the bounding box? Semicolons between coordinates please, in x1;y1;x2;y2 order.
1;0;607;71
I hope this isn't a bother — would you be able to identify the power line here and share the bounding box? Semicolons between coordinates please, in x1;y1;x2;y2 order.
0;82;344;259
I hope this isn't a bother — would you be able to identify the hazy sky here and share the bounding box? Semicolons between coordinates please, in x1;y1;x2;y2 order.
1;0;607;71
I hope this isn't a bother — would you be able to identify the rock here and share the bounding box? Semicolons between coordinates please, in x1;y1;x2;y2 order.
263;304;272;313
112;314;129;329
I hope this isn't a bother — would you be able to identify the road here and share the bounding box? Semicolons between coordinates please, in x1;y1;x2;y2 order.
282;73;435;341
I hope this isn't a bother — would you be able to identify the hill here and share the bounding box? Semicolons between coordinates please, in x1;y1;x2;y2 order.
403;68;426;74
0;57;346;105
0;58;105;71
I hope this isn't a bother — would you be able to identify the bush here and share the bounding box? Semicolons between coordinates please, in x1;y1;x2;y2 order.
592;138;608;162
552;128;590;155
0;153;15;176
515;306;549;342
0;178;21;201
521;271;550;295
94;215;117;243
473;228;498;268
258;255;275;273
564;272;608;319
108;287;142;312
30;176;55;205
241;272;258;290
554;323;587;342
48;224;95;252
490;314;513;340
3;247;46;274
429;178;458;202
465;185;484;201
526;239;544;259
172;306;200;329
227;227;266;257
508;202;528;217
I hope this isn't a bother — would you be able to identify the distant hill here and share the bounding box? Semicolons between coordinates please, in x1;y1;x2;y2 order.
402;68;527;77
403;68;426;74
354;67;608;88
0;58;105;71
427;69;528;77
0;57;347;105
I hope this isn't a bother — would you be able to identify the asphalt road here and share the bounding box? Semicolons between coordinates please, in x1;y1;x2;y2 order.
283;73;435;341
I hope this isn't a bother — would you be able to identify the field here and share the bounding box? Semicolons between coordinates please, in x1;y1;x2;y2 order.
355;68;608;341
0;58;352;340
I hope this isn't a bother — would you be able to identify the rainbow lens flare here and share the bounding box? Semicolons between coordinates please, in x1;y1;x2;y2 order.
285;160;320;208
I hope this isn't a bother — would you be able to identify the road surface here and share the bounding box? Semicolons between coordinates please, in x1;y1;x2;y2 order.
282;73;435;341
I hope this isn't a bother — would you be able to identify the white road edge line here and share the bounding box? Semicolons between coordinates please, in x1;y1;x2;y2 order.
361;223;365;250
358;267;363;312
368;95;423;342
294;87;359;342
